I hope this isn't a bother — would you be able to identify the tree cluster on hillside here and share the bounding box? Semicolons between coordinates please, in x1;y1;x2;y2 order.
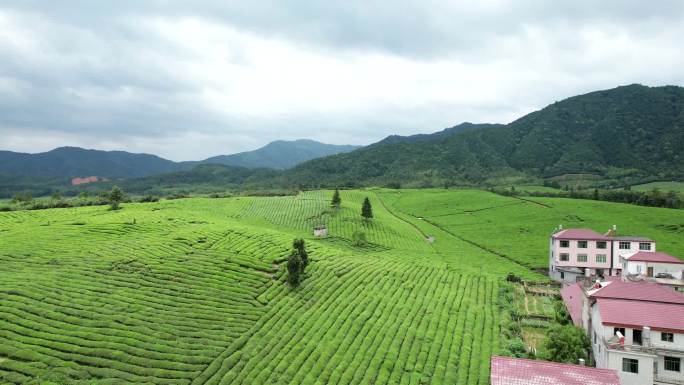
541;324;591;364
493;186;683;209
287;238;309;287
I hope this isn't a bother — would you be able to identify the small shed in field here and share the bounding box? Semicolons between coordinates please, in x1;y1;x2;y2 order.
313;225;328;238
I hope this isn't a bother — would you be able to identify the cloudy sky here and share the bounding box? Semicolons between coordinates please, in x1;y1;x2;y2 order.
1;1;683;161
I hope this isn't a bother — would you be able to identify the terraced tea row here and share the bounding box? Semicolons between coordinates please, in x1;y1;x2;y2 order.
0;191;542;384
197;255;500;385
0;200;293;384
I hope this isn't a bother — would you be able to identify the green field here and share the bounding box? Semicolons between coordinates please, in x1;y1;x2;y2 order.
1;189;682;384
629;181;684;194
0;190;537;385
384;189;684;269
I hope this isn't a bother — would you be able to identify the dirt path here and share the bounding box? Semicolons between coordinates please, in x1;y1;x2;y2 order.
511;196;552;208
375;191;535;274
374;192;430;240
420;216;534;273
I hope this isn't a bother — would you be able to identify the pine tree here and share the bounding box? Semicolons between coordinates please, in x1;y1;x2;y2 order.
331;189;341;208
287;249;302;287
361;197;373;219
293;238;308;269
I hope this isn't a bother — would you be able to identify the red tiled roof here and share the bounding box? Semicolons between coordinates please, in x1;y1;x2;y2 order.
626;251;683;264
490;356;621;385
560;283;583;327
597;298;684;333
553;229;609;241
589;280;684;304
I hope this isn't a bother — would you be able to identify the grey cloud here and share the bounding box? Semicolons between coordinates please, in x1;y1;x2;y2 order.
0;1;683;160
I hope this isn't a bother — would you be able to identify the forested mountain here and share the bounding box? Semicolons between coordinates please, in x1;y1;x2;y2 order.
370;122;499;147
199;139;360;169
0;140;358;182
0;147;182;179
281;84;684;188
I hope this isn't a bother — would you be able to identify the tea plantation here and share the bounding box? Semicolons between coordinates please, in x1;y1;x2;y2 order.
1;189;681;384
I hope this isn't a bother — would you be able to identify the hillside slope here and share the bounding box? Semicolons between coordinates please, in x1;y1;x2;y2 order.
283;84;684;187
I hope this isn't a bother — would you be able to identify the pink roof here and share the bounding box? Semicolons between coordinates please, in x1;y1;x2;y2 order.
553;229;609;241
597;298;684;333
590;280;684;304
627;251;683;264
553;228;653;242
490;356;621;385
560;283;583;326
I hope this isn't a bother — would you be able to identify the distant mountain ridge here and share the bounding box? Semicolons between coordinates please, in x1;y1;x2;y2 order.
198;139;360;169
0;147;180;180
0;140;360;180
1;84;683;197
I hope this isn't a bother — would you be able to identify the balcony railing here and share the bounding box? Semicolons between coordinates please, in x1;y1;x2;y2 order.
655;373;684;385
603;338;684;356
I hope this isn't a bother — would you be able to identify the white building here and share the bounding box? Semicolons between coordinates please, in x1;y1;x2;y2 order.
313;225;328;237
549;226;656;284
621;251;684;292
579;280;684;385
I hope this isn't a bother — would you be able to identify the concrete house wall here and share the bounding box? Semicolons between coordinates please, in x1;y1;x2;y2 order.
622;260;684;280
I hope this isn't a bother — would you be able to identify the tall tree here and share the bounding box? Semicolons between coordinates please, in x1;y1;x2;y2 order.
331;188;341;208
109;186;124;210
361;197;373;219
286;249;302;287
293;238;309;269
542;324;590;364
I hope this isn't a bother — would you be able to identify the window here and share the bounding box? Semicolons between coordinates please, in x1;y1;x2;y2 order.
619;241;631;250
639;242;652;251
578;240;588;248
622;358;639;373
633;329;642;345
560;240;569;248
665;356;681;372
593;331;597;344
614;327;626;337
577;254;588;262
596;254;607;263
596;241;607;249
560;272;565;280
559;253;569;262
662;332;674;342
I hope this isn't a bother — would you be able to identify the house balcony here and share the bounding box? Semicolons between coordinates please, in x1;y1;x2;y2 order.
604;337;684;356
655;373;684;385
